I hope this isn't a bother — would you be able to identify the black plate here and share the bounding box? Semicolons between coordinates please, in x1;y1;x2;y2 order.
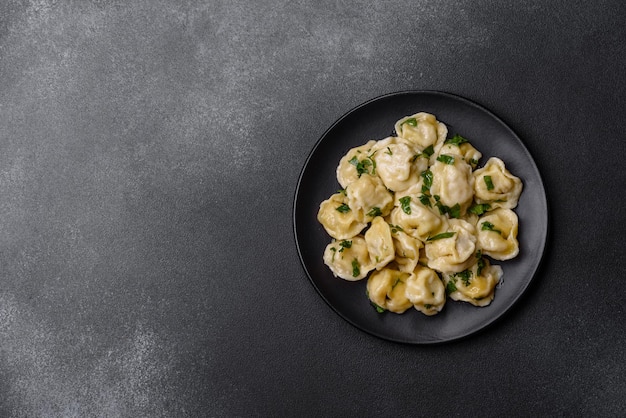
293;91;548;344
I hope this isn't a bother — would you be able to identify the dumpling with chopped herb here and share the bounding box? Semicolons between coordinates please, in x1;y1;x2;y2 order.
442;256;503;307
394;112;448;154
388;194;447;242
473;157;523;209
424;219;477;274
345;175;394;223
429;153;475;218
364;216;395;271
336;140;378;189
369;136;427;192
476;208;519;261
437;134;482;169
323;236;373;281
317;192;367;240
405;265;446;316
390;227;423;273
366;267;413;314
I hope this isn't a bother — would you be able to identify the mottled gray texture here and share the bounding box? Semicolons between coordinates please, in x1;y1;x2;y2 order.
0;0;625;416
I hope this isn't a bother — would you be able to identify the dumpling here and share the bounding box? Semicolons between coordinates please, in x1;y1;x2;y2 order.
323;236;372;281
364;216;394;270
473;157;523;209
442;256;503;307
346;175;394;223
430;153;475;218
366;267;413;313
390;228;423;273
369;136;428;192
388;195;447;242
336;140;378;189
438;140;482;168
317;192;367;240
476;208;519;260
394;112;448;152
405;265;446;315
424;219;477;273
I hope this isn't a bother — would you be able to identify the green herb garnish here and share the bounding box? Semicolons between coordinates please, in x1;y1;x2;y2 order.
446;279;458;294
476;250;486;276
455;269;472;286
419;194;431;207
484;175;494;191
444;134;469;146
336;203;351;213
351;259;360;277
349;155;376;177
366;206;382;217
426;232;456;241
338;240;352;252
385;146;393;155
399;196;411;215
422;144;434;157
421;169;433;192
468;203;491;215
481;221;502;234
436;154;455;165
390;224;404;233
401;117;418;127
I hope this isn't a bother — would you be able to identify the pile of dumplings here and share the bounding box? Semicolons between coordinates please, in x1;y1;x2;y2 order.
317;112;523;316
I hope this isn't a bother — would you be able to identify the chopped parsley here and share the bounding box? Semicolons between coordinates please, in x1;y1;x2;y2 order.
349;155;376;177
421;169;433;192
444;134;469;146
390;224;404;233
399;196;411;215
435;201;461;219
446;279;458;294
366;206;382;217
426;231;456;241
401;117;418;127
436;154;455;165
454;269;472;286
422;144;434;157
385;146;393;155
419;194;431;207
468;203;491;215
335;203;351;213
481;221;502;234
484;175;494;191
351;259;360;277
476;250;486;276
338;240;352;252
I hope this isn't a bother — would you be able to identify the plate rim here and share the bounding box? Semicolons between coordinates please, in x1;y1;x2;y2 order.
293;89;549;344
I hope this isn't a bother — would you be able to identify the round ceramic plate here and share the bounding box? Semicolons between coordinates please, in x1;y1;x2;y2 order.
293;91;548;344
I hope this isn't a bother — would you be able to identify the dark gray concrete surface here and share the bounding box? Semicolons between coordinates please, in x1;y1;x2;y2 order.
0;1;625;416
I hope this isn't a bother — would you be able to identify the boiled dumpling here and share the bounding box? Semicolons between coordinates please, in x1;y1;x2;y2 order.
388;195;447;242
345;175;394;223
364;216;395;270
369;136;428;192
405;265;446;315
473;157;523;209
438;139;482;168
390;228;423;273
430;153;475;218
394;112;448;153
336;140;378;189
476;208;519;260
425;218;477;273
323;236;373;281
366;267;413;313
317;192;367;240
442;256;503;307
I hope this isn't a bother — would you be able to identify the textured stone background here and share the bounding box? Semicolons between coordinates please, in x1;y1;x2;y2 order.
0;0;625;416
